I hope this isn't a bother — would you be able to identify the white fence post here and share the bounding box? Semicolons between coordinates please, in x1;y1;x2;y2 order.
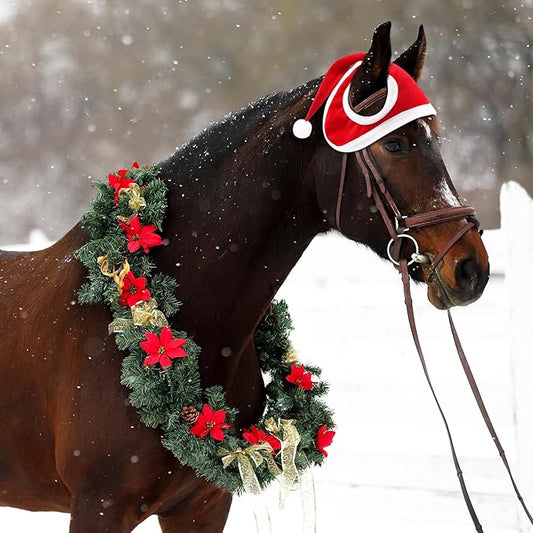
501;181;533;533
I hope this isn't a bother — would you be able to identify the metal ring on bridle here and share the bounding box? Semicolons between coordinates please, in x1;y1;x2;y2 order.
387;233;420;266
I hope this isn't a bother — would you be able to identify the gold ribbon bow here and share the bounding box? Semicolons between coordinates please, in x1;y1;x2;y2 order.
131;299;168;328
97;256;130;292
116;183;147;224
221;443;274;496
108;299;169;334
221;445;275;533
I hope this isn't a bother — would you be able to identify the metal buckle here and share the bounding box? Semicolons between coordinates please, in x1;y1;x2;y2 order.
387;233;420;266
394;216;408;234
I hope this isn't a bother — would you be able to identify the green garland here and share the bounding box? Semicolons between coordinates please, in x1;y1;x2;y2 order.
74;162;335;494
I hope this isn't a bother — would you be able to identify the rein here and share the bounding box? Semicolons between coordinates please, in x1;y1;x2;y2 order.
335;146;533;530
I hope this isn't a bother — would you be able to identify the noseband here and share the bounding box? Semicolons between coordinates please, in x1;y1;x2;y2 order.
332;106;532;530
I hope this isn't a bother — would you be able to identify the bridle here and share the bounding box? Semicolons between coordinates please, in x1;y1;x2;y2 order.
336;146;479;270
333;92;533;531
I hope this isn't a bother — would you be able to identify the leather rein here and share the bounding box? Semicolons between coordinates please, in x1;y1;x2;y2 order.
334;121;532;530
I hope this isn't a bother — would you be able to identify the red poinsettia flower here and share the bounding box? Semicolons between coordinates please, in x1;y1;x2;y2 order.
316;424;335;457
242;425;281;453
119;271;151;307
189;404;231;441
286;363;314;390
119;215;164;254
139;326;187;369
108;161;139;204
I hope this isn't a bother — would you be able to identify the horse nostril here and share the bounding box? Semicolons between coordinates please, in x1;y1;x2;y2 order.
455;257;488;299
457;258;478;283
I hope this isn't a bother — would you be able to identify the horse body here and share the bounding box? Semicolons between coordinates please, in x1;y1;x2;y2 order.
0;86;323;531
0;242;77;511
0;23;489;532
0;227;233;529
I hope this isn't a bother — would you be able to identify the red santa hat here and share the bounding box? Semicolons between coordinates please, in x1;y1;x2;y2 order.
292;53;436;152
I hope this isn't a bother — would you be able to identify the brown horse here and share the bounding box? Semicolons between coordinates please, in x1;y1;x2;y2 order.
0;23;488;532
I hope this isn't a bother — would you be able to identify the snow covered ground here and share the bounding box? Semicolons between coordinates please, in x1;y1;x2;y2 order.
0;228;529;532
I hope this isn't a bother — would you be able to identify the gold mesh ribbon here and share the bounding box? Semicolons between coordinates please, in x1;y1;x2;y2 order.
117;183;146;223
282;346;299;364
108;319;131;335
221;443;274;495
221;444;273;533
264;419;317;531
221;444;275;533
264;418;301;507
299;459;317;533
97;256;130;292
132;299;168;328
108;299;169;334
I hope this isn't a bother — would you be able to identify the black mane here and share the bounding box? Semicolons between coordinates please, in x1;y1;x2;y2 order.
159;78;321;183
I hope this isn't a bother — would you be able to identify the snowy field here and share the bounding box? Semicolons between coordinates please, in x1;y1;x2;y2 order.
0;221;531;532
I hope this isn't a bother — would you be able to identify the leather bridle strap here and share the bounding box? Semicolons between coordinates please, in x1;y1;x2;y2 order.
447;309;533;524
429;221;476;271
399;259;484;532
401;260;533;529
404;206;478;229
335;153;349;232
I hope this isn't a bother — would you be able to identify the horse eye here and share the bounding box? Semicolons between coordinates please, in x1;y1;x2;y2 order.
382;140;404;154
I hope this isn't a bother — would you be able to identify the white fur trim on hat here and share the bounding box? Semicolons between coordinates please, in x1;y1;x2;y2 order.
292;119;313;139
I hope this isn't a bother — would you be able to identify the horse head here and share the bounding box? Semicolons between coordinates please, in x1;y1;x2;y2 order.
304;22;489;309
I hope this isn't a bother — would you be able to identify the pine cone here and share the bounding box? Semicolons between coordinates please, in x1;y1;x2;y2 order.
181;405;199;425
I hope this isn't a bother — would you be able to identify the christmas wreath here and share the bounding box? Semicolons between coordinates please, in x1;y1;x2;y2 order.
74;162;335;495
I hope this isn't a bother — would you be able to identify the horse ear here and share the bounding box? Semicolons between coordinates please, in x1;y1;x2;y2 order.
349;21;392;107
394;25;427;82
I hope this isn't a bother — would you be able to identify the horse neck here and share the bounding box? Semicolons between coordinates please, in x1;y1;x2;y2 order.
156;99;321;391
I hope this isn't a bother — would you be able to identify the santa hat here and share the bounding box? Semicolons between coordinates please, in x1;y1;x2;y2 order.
292;53;436;152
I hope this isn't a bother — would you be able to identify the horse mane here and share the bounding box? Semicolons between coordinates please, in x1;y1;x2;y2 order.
160;77;322;184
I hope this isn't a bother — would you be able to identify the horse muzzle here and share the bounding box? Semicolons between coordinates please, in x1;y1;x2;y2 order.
421;228;490;310
426;256;490;309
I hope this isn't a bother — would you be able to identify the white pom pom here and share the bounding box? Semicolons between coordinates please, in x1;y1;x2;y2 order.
292;119;312;139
